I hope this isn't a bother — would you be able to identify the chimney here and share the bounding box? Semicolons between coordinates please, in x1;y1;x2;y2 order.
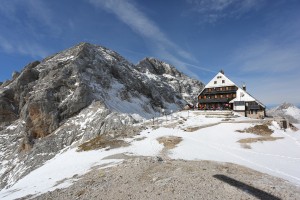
242;84;246;91
220;69;224;74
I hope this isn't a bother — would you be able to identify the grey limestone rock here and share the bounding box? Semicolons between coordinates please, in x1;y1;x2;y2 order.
0;42;204;189
12;71;20;80
136;57;204;105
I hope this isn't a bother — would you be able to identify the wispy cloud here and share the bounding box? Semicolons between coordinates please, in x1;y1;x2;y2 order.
228;8;300;105
0;36;14;53
232;40;300;73
186;0;264;23
0;36;49;58
26;0;59;33
88;0;210;77
240;73;300;105
0;0;57;58
0;0;58;32
230;7;300;74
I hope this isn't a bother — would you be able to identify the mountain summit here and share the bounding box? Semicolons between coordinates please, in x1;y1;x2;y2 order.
267;102;300;123
0;42;204;188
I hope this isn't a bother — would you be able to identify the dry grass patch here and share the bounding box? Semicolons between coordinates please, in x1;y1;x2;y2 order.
157;136;182;150
163;122;179;128
238;136;284;144
78;136;129;151
184;126;201;132
240;143;252;149
236;124;273;136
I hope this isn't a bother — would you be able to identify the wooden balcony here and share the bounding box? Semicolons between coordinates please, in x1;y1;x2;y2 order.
198;98;231;103
202;89;237;95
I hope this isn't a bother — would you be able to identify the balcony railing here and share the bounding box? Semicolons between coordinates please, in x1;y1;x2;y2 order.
202;89;237;95
198;98;232;103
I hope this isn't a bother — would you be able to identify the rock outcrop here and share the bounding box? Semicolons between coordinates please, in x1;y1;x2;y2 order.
136;58;204;105
0;42;204;189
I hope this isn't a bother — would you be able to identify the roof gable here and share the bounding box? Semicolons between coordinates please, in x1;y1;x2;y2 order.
205;72;236;88
230;88;266;108
236;88;255;101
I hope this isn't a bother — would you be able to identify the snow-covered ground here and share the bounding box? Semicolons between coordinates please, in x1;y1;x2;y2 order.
1;111;300;199
286;106;300;121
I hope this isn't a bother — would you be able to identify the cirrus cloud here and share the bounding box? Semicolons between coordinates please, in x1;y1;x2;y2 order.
0;0;58;58
186;0;264;23
88;0;213;78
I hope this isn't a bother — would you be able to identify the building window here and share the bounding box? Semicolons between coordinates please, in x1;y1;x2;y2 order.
222;80;225;83
214;81;217;84
215;95;217;99
234;101;245;106
233;94;236;98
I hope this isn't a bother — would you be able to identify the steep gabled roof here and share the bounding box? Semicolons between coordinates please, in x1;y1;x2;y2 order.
205;72;236;88
197;71;236;96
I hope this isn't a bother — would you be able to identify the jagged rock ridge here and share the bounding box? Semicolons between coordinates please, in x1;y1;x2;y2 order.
136;58;202;104
0;42;204;189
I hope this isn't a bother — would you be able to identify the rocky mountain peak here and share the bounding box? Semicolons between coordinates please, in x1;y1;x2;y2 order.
0;42;204;189
136;57;181;76
276;102;297;110
267;102;300;123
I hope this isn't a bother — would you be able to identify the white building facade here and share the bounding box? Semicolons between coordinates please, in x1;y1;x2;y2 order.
198;70;265;119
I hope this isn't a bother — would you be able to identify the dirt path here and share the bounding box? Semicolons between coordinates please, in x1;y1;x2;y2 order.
27;157;300;200
183;119;271;132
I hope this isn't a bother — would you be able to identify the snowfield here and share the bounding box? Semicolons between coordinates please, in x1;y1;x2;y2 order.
1;111;300;199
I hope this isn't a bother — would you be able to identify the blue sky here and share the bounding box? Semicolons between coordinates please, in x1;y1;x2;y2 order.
0;0;299;106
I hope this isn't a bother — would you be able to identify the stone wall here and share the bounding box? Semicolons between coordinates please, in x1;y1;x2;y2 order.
234;110;265;119
247;110;265;119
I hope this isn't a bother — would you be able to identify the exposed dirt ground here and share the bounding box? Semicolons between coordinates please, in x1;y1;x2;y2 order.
27;156;300;200
235;123;284;149
15;120;300;200
236;124;274;136
157;136;183;160
78;136;129;151
157;136;182;150
238;136;284;144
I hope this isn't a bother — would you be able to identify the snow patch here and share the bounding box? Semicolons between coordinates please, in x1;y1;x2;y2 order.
56;55;75;62
2;111;300;199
